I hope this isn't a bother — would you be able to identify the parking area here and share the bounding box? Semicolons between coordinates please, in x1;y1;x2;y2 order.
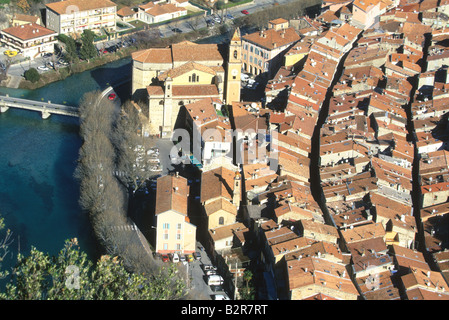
154;242;231;300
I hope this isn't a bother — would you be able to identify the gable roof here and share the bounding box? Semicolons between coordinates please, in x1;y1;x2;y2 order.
132;47;173;64
155;174;189;215
1;23;56;41
242;27;300;51
46;0;116;14
158;62;217;81
201;166;239;203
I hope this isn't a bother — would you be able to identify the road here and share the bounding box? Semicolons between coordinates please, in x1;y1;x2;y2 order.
3;0;302;79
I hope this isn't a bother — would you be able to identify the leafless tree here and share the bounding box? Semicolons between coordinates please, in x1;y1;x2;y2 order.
112;101;157;194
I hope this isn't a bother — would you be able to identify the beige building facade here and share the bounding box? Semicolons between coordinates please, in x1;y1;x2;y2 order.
131;34;242;136
45;0;116;35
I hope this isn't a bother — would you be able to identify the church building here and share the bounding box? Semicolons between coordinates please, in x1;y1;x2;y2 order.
131;29;242;137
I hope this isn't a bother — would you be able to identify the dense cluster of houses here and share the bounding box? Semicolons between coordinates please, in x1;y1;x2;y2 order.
148;0;449;300
2;0;449;301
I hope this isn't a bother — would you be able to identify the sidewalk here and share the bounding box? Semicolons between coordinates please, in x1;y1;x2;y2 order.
5;75;21;88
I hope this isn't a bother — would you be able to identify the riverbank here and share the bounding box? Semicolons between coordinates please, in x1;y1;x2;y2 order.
11;26;223;91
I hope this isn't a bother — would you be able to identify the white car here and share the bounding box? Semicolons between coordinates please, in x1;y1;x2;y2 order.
212;294;230;300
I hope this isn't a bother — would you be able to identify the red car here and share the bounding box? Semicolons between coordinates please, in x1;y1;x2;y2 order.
108;93;116;101
161;254;169;262
241;10;249;14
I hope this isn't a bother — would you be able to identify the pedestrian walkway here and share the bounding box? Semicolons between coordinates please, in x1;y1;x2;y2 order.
6;75;22;89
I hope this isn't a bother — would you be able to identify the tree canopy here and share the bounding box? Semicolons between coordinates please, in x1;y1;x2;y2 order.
0;238;185;300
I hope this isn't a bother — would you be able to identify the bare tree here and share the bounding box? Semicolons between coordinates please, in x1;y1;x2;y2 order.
112;101;156;194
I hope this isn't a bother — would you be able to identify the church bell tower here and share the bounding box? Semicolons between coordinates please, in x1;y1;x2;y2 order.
225;28;242;105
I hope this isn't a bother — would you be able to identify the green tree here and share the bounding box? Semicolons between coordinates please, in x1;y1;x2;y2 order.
0;238;186;300
0;215;13;281
24;68;40;83
239;269;255;300
58;34;78;63
79;30;98;62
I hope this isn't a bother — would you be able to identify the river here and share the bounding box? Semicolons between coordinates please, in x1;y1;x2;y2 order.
0;57;132;275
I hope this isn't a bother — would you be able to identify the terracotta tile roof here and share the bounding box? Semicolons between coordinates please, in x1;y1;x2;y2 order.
286;256;358;296
147;85;164;96
204;198;237;216
270;236;312;257
201;166;239;203
171;42;224;63
12;14;40;24
209;222;247;242
340;222;386;244
117;6;135;17
46;0;116;14
132;48;173;64
144;3;186;17
406;287;449;300
269;18;289;25
284;241;344;262
158;62;216;81
401;267;449;293
264;225;299;246
185;97;221;126
1;23;56;41
155;174;189;215
172;84;219;97
242;27;300;51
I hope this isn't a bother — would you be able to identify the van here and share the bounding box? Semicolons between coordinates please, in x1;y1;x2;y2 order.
207;275;224;286
172;253;179;263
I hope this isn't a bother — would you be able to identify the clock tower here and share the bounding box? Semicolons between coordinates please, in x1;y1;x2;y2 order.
225;28;242;105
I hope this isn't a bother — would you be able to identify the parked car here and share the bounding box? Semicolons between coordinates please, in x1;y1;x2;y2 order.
212;294;230;300
43;52;53;58
193;251;201;260
161;254;169;262
186;254;194;262
108;93;116;101
37;65;50;71
241;9;249;14
226;13;234;20
172;253;180;263
210;285;223;292
205;269;217;276
207;275;224;286
202;264;217;271
180;254;186;263
172;28;183;33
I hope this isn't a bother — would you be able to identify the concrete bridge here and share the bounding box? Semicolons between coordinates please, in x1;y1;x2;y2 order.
0;94;79;119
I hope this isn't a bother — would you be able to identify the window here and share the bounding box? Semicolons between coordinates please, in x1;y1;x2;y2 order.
177;234;182;240
177;223;182;229
219;217;224;225
176;244;181;250
191;73;196;82
234;50;238;59
163;233;169;240
163;223;170;229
